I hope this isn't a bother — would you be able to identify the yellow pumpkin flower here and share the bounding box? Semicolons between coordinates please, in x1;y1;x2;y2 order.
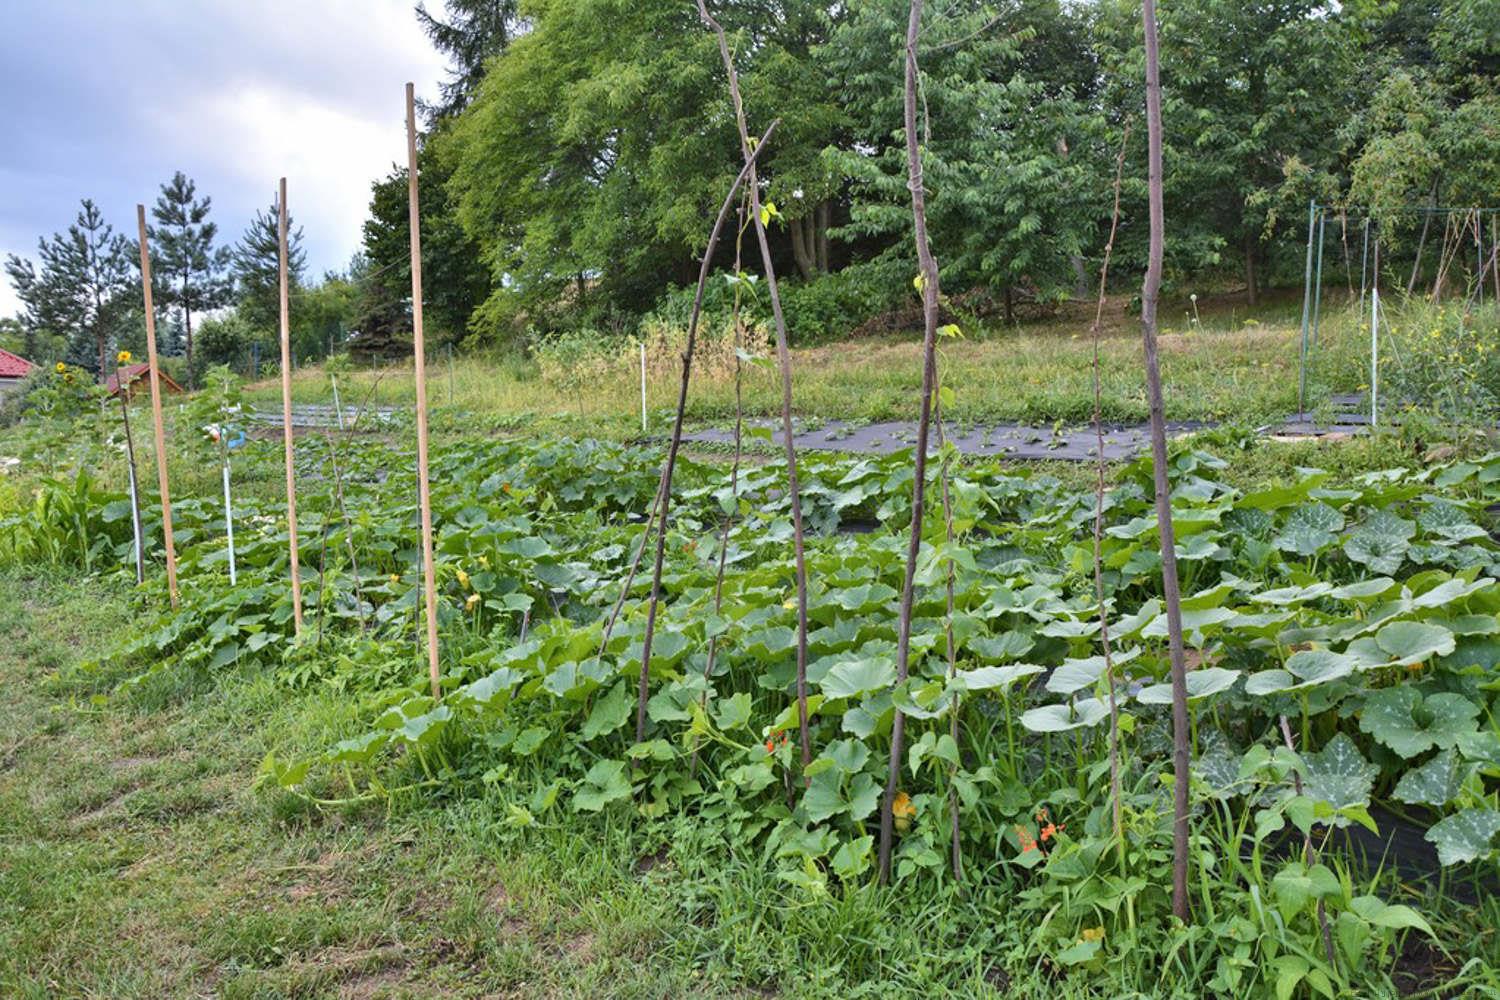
465;592;481;611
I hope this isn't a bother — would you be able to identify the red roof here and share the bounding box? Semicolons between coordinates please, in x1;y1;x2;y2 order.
0;348;36;379
105;363;184;397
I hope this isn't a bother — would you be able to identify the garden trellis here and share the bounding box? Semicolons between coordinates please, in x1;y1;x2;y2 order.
1296;200;1500;421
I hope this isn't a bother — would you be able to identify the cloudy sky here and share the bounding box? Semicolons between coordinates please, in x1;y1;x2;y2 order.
0;0;449;316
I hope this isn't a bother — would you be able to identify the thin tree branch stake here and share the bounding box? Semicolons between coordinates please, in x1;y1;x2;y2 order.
634;119;779;742
1141;0;1193;922
135;206;178;608
405;83;442;699
1092;122;1131;862
699;0;813;776
880;0;943;886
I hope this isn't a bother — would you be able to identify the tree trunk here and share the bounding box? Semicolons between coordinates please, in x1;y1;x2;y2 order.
1408;175;1440;294
789;216;816;280
1142;0;1192;924
183;273;194;363
816;201;831;273
1244;231;1258;306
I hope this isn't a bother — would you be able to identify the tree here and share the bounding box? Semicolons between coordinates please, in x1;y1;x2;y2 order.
233;199;305;335
416;0;523;120
1095;0;1356;301
828;0;1103;318
7;200;134;378
149;171;231;363
444;0;849;337
361;135;490;344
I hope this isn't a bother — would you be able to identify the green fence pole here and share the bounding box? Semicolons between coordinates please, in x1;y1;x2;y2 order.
1297;199;1316;415
1311;209;1327;349
1357;218;1370;330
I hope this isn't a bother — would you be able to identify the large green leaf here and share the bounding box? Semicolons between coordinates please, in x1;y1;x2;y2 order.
967;630;1035;662
1359;688;1480;759
1244;649;1355;695
951;663;1043;692
1021;698;1110;733
1274;502;1343;556
1374;621;1455;665
572;759;632;812
1343;510;1415;574
1300;733;1376;813
1136;667;1240;704
1426;808;1500;866
1393;749;1470;807
819;654;896;700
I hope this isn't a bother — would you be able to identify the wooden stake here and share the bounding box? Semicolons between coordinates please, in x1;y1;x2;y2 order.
135;207;178;608
407;83;442;699
277;179;304;633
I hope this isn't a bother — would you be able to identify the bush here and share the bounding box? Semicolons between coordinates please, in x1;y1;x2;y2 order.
1379;300;1499;420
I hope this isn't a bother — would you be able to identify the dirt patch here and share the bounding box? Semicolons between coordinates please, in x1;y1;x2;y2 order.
560;931;595;963
487;884;527;938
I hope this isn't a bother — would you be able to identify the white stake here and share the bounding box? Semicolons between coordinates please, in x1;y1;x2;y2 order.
126;458;143;582
1370;286;1379;428
640;339;648;433
331;373;345;432
222;457;237;586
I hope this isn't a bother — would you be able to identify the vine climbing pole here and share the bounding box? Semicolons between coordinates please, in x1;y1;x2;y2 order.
406;83;442;700
135;206;179;609
879;0;943;886
1141;0;1193;923
277;179;304;634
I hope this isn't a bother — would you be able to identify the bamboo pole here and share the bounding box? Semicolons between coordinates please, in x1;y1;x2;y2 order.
114;355;145;585
135;206;178;608
406;83;442;700
277;179;304;633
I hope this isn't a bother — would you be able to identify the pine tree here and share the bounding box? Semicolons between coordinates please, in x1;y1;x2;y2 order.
12;200;133;378
415;0;521;119
232;199;305;335
150;171;230;363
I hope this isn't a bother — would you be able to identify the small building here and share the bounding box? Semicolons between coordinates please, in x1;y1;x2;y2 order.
105;363;185;401
0;348;38;400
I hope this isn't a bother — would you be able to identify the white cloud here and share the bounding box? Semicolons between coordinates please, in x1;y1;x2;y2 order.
0;0;448;318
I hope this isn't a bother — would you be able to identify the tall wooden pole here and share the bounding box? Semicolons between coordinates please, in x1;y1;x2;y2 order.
135;207;178;608
277;179;304;633
1141;0;1191;923
407;83;442;699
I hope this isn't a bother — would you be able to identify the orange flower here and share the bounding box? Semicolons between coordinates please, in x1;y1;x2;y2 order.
1016;824;1038;854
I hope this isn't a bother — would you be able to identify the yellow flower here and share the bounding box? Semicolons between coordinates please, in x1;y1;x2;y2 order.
389;573;400;584
456;569;470;588
116;350;132;364
55;362;66;374
892;790;916;833
465;592;481;611
478;555;490;569
1080;926;1105;943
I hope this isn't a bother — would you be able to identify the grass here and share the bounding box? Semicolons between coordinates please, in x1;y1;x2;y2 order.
237;293;1373;443
0;570;1095;999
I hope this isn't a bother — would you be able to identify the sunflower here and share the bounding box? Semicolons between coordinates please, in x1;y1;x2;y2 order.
116;350;132;365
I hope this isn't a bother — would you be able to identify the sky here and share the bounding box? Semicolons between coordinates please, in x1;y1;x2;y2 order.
0;0;449;318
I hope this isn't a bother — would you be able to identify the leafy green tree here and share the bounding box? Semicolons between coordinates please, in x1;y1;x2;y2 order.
444;0;848;336
828;0;1103;317
232;200;305;335
149;171;231;363
1094;0;1356;301
360;135;490;344
6;200;134;378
